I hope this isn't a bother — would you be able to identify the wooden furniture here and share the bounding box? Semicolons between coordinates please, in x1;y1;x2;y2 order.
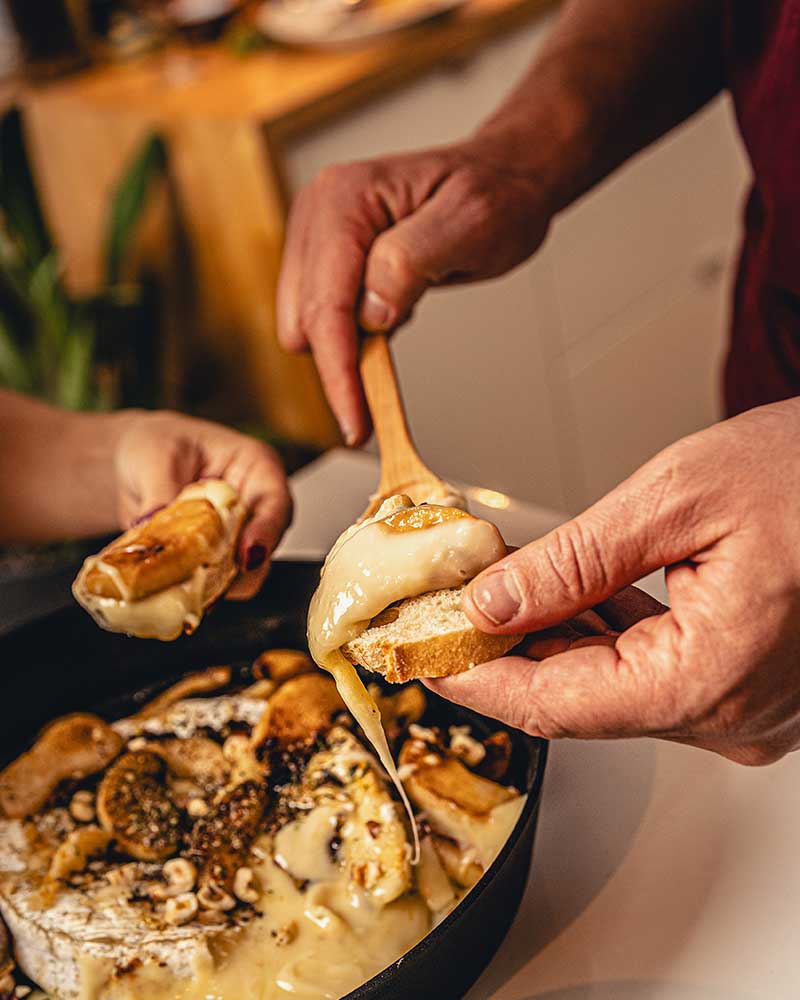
17;0;553;446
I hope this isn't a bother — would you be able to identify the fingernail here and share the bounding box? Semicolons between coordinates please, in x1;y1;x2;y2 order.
340;422;358;447
132;505;165;527
471;569;522;625
244;544;267;571
360;290;393;332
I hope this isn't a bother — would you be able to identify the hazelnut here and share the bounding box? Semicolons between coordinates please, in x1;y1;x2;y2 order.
233;866;260;905
187;797;209;818
151;858;197;899
197;882;236;911
274;920;297;946
164;892;199;926
448;726;486;768
69;790;96;824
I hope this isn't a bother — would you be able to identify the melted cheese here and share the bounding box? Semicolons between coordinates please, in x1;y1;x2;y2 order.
73;480;243;641
306;495;508;863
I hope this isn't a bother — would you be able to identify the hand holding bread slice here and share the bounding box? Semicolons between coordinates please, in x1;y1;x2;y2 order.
341;583;522;683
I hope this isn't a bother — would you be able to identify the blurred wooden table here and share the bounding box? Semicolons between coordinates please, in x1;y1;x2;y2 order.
18;0;552;445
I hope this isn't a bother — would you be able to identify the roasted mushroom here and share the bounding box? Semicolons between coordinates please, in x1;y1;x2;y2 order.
0;714;123;819
250;673;344;748
251;649;314;684
96;752;182;861
134;667;231;720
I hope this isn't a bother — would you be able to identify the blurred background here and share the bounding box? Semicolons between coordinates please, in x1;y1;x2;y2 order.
0;0;750;520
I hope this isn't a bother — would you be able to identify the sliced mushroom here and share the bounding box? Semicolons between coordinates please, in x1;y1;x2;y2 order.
431;834;483;889
146;737;229;788
0;714;123;819
251;673;344;748
252;649;314;684
134;666;232;719
188;779;267;895
399;738;521;869
96;751;182;861
307;727;411;905
416;835;456;913
47;825;112;882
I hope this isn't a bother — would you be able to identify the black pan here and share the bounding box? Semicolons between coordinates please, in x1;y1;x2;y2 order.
0;559;547;1000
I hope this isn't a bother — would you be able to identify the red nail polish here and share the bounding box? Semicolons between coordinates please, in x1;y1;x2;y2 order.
245;545;267;571
132;505;165;527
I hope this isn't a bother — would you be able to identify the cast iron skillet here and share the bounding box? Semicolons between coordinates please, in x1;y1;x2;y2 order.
0;559;547;1000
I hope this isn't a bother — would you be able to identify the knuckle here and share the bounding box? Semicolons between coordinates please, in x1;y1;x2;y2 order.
542;521;609;603
370;235;421;293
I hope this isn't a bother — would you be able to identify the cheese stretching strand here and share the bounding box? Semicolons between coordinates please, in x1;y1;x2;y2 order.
306;495;508;859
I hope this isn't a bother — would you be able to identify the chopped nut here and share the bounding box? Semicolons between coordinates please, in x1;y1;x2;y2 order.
127;737;148;752
448;727;486;768
274;920;297;946
69;789;96;824
164;892;199;926
151;858;197;899
197;882;236;911
233;866;260;904
408;724;439;745
15;986;32;998
187;797;209;818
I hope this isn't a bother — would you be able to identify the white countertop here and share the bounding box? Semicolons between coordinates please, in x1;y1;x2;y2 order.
279;450;797;1000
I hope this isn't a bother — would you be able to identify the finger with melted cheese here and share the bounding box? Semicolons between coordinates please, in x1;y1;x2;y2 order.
72;480;245;641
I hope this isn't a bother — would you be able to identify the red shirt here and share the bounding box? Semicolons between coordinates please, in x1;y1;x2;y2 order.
724;0;800;416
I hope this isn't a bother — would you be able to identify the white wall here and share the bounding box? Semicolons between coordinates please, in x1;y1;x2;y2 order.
284;15;751;515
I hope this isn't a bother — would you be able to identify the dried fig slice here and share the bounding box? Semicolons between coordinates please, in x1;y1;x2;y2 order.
188;779;267;895
0;714;123;819
96;751;182;861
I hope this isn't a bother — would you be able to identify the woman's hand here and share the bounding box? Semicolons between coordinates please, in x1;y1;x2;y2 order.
112;410;292;599
277;141;554;444
429;398;800;766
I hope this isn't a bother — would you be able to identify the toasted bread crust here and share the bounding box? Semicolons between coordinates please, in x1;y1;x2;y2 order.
341;586;522;683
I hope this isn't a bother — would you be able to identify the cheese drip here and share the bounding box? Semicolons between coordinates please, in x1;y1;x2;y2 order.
307;495;508;863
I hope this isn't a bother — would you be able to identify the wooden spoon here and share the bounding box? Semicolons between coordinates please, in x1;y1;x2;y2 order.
358;334;456;521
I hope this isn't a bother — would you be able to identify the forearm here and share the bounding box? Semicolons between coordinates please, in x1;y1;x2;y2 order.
469;0;725;214
0;391;130;543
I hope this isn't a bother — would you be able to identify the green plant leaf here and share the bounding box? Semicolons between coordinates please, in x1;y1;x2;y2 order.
104;134;167;287
28;252;69;398
0;312;33;392
0;109;52;268
57;312;96;410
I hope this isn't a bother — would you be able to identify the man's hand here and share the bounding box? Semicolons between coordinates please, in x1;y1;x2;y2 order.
277;143;553;444
113;411;292;600
429;398;800;766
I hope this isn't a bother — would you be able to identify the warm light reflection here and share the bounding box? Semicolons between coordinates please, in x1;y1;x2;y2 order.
468;487;511;510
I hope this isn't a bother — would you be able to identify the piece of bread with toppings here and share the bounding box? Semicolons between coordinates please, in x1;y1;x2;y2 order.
72;479;245;641
341;584;523;684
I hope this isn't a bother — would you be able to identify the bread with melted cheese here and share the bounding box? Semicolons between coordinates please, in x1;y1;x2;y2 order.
341;585;522;684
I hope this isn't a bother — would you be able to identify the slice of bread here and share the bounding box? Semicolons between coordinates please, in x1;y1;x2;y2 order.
341;585;523;684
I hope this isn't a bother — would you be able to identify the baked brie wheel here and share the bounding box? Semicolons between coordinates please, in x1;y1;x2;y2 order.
72;480;246;641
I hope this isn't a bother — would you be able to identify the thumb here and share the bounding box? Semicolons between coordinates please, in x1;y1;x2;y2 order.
464;448;712;634
358;178;485;332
